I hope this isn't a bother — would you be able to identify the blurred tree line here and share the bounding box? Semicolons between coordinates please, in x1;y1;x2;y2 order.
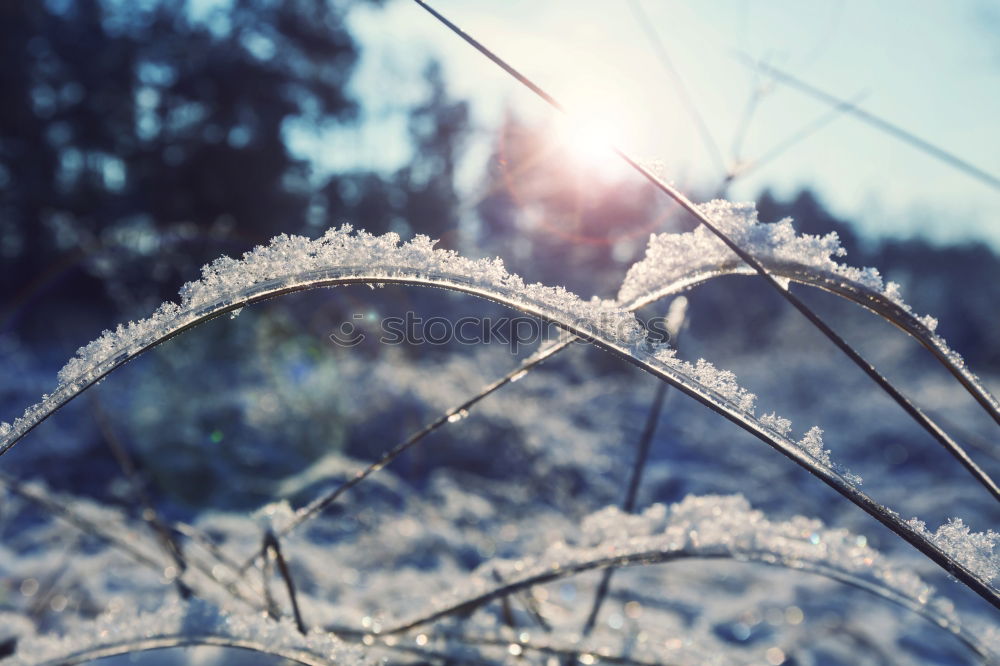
0;0;466;342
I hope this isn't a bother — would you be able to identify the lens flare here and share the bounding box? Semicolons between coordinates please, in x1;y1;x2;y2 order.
556;91;632;180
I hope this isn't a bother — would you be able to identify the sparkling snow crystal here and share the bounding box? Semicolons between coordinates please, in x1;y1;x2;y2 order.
618;201;929;325
908;517;1000;582
406;495;949;634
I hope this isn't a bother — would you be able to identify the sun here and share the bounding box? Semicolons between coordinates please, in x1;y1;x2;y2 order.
555;91;633;181
564;115;617;163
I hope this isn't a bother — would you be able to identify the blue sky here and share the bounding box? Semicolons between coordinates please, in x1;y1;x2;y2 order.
290;0;1000;248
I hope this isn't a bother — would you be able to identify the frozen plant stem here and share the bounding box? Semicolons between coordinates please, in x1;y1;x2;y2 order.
492;567;552;632
382;551;968;648
620;245;1000;431
373;532;993;662
411;0;1000;504
492;569;517;629
580;380;668;637
263;530;307;635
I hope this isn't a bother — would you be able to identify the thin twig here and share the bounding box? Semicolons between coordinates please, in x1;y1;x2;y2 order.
922;408;1000;463
736;53;1000;193
261;539;279;621
263;530;308;635
727;90;870;185
580;380;668;636
492;569;517;629
492;568;552;633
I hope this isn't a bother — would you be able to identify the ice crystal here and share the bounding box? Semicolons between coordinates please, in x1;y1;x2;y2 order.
797;426;830;465
653;349;757;413
759;411;793;437
908;517;1000;582
618;200;946;339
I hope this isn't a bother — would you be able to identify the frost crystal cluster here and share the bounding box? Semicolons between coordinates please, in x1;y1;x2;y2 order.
618;200;937;331
441;495;940;613
908;517;1000;582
